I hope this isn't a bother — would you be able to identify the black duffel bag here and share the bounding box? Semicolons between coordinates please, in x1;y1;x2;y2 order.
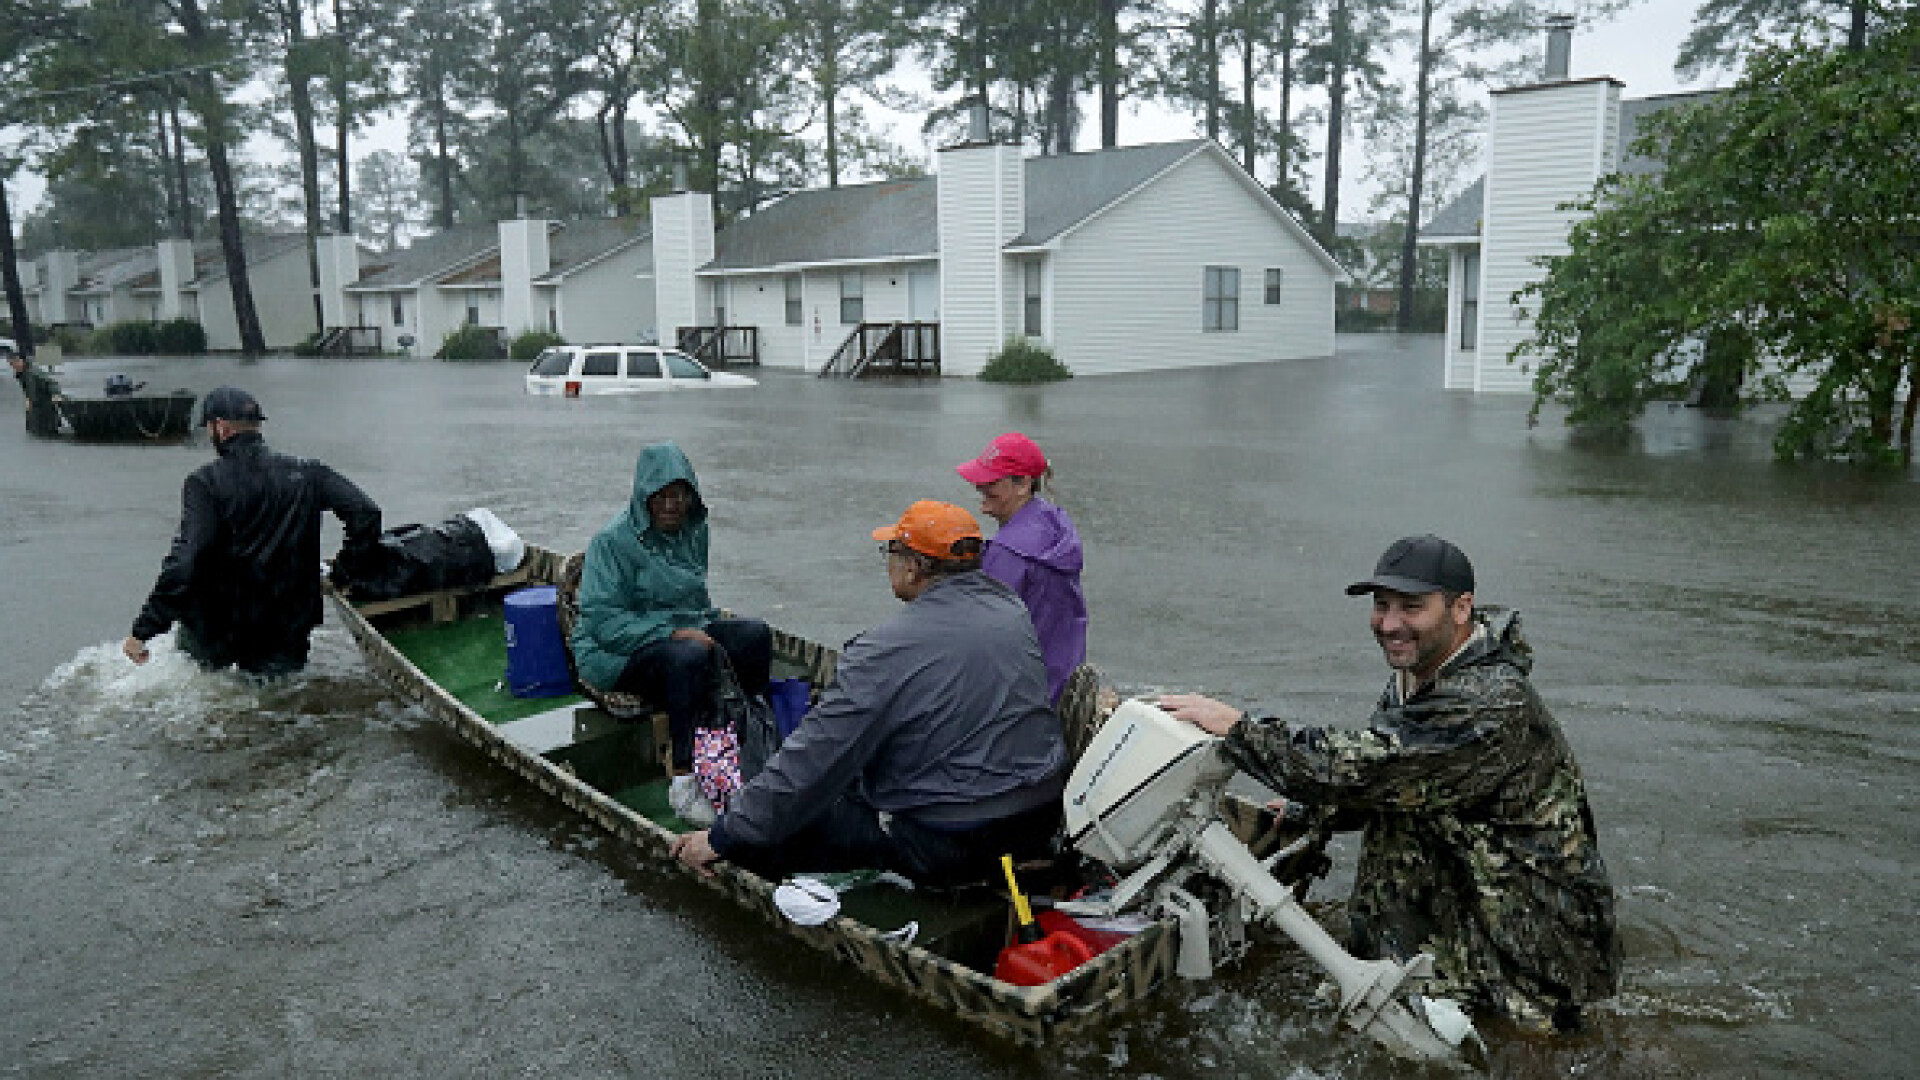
332;514;498;600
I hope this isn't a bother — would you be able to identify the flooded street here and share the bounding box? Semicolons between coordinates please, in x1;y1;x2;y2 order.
3;336;1914;1078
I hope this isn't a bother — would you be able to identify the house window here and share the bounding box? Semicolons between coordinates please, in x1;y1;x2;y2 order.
1203;267;1240;332
392;295;404;326
1264;268;1284;305
785;275;802;326
840;271;864;324
466;300;480;326
1459;250;1480;350
1023;261;1043;337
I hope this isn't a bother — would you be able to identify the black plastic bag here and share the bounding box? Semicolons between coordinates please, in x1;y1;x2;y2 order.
719;654;782;784
332;515;497;601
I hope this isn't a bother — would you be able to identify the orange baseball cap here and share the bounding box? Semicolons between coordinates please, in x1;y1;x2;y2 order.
872;500;984;559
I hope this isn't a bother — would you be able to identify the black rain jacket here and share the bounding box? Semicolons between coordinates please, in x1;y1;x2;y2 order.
132;432;381;672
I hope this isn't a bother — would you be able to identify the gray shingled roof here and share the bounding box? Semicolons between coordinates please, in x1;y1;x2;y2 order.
350;223;500;290
536;217;652;282
1616;90;1720;177
705;139;1212;271
1420;177;1484;241
194;233;310;284
71;248;156;295
706;178;938;270
1010;140;1209;246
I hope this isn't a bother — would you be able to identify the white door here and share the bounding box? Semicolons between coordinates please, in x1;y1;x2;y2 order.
908;267;939;322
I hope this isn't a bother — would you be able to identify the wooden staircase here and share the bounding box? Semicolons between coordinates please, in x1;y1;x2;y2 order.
818;321;941;379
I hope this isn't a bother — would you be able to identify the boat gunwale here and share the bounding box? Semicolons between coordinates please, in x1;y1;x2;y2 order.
326;544;1178;1044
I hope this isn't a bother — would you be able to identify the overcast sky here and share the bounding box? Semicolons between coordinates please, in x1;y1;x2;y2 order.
6;2;1716;230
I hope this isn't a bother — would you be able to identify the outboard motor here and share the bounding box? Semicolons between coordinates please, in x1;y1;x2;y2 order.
103;373;142;397
1061;699;1478;1063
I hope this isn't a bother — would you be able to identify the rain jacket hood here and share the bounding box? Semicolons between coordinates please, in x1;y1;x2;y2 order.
571;442;719;689
626;441;708;535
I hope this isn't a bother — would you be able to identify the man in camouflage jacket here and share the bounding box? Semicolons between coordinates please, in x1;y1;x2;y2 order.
1164;534;1621;1031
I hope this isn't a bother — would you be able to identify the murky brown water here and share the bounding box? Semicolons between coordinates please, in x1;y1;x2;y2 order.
3;338;1915;1078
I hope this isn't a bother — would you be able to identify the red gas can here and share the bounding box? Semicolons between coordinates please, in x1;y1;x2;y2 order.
994;929;1095;986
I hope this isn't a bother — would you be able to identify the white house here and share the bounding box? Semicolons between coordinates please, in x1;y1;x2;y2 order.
325;216;655;356
21;233;327;351
14;135;1338;372
659;135;1345;376
1421;23;1718;393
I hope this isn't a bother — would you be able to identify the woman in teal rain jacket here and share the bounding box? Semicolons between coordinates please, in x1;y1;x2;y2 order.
573;442;770;824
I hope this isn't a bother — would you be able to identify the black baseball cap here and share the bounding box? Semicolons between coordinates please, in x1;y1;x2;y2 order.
200;386;266;423
1345;534;1475;596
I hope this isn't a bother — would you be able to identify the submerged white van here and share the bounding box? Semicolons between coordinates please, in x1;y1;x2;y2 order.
524;345;758;396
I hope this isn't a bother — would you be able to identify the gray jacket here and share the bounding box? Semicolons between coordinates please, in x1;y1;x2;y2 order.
710;571;1066;853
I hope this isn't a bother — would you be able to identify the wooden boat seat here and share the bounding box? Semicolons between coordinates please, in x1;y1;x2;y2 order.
554;551;673;766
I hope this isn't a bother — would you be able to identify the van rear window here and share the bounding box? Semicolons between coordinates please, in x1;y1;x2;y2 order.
531;349;573;376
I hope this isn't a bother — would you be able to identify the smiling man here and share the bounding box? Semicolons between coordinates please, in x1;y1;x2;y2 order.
1161;534;1621;1033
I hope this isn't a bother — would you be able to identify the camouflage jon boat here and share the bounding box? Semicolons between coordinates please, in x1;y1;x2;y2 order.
326;544;1195;1044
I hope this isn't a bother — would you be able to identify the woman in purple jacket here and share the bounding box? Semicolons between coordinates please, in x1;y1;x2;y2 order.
956;433;1088;702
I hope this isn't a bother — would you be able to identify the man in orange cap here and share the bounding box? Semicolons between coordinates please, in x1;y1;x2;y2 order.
672;500;1067;886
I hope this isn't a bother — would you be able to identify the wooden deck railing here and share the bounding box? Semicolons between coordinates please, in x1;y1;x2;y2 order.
818;321;941;379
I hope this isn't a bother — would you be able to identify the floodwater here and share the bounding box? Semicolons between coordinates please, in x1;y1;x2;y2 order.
2;337;1914;1078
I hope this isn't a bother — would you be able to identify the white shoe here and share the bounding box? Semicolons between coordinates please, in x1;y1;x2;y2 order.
668;774;717;827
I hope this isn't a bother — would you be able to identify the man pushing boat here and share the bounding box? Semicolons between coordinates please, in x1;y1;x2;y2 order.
1162;534;1622;1033
671;500;1067;887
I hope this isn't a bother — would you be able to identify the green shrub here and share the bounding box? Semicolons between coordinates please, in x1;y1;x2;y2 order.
435;324;507;361
509;330;567;361
979;339;1072;384
94;320;160;355
291;332;327;357
153;318;208;355
49;325;89;354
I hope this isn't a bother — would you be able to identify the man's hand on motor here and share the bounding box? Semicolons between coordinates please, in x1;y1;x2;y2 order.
1158;693;1244;736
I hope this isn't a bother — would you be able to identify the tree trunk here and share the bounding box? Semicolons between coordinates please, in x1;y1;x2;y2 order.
178;0;266;356
1849;0;1868;51
1202;0;1220;141
333;0;352;234
287;23;328;334
433;83;455;229
207;135;268;357
1899;356;1917;466
170;100;195;239
1098;0;1118;147
1;178;35;358
1238;4;1256;175
1321;0;1348;243
154;106;181;235
1276;4;1294;187
1396;0;1433;333
1048;47;1076;154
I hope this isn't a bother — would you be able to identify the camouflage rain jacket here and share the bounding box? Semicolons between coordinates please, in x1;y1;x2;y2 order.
1222;609;1621;1027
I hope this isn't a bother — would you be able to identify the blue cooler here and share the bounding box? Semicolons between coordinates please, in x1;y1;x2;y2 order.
503;586;572;698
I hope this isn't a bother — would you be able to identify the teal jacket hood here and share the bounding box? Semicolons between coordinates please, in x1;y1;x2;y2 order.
627;441;707;533
571;442;717;688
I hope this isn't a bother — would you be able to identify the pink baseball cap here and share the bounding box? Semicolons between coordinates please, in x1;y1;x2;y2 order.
956;432;1048;484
